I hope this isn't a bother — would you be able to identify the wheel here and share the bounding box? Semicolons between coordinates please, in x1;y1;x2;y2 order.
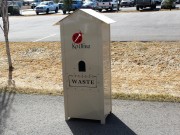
63;10;66;14
9;11;13;15
36;12;39;15
136;6;139;10
117;4;120;11
154;5;156;9
73;8;77;11
98;9;102;12
110;5;114;11
55;7;58;13
46;8;49;14
151;5;156;10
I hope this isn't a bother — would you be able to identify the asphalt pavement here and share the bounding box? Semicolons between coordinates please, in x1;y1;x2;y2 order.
0;92;180;135
1;9;180;42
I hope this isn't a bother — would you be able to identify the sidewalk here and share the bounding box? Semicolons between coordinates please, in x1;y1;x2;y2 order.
0;92;180;135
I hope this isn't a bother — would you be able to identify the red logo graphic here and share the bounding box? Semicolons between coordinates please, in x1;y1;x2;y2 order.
72;32;82;44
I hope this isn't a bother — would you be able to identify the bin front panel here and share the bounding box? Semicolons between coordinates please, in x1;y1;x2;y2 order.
61;12;104;119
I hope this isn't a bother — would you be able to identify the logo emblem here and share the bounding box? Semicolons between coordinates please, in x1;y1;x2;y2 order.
72;32;82;44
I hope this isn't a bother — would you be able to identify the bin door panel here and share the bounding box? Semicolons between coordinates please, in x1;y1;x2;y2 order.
67;88;101;120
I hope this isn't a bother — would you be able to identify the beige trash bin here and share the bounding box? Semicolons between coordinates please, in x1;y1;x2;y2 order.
55;9;115;124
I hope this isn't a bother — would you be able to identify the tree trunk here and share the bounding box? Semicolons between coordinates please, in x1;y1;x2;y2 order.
1;0;14;86
5;33;13;71
1;0;13;71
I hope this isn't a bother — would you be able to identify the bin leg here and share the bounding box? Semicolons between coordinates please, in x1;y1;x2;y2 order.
65;115;69;121
101;118;105;124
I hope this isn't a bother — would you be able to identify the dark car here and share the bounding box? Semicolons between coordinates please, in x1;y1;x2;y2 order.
120;0;134;7
0;1;21;16
136;0;156;10
155;0;162;5
176;0;180;3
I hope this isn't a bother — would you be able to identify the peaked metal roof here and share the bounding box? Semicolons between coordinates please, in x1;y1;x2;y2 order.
54;9;115;25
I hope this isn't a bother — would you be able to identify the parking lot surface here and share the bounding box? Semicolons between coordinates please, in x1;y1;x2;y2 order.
1;10;180;42
0;93;180;135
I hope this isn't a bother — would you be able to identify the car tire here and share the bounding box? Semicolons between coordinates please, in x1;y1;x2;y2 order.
110;5;114;11
154;5;156;9
136;6;139;10
151;5;156;10
46;8;49;14
36;12;39;15
63;10;66;14
55;7;58;13
73;8;77;11
117;5;119;11
98;9;102;12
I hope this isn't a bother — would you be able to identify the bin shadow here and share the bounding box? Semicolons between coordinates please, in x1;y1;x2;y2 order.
66;113;137;135
0;91;15;134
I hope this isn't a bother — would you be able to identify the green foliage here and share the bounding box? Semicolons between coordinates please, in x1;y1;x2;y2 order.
162;0;176;9
63;0;73;11
166;0;175;5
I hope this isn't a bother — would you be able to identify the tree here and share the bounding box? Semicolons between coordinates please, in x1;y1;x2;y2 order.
168;0;175;10
0;0;14;85
63;0;73;13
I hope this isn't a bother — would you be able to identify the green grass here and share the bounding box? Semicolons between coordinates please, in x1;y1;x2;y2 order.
1;41;179;103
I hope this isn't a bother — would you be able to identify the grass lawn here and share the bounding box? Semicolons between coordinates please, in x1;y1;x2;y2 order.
0;42;180;102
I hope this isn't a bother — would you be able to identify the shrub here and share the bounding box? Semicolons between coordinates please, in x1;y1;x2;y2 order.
161;0;176;9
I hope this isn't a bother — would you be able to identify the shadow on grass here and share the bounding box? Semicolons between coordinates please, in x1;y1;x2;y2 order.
0;91;15;134
66;113;137;135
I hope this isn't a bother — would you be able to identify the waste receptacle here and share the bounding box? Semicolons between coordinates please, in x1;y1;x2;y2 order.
55;9;115;124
